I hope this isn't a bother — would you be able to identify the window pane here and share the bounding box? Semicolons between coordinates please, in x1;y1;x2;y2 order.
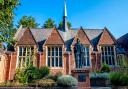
87;57;90;66
23;47;26;56
52;57;54;67
59;51;62;57
55;57;58;67
22;58;26;67
19;47;22;56
52;47;54;56
48;47;50;52
59;47;62;52
48;57;50;67
55;47;58;56
105;56;108;64
112;56;115;65
18;57;22;67
26;57;30;66
109;56;112;65
59;57;62;67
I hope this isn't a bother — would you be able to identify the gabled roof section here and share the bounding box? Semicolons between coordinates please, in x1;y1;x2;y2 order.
44;27;64;45
72;27;91;45
98;27;117;45
16;28;37;45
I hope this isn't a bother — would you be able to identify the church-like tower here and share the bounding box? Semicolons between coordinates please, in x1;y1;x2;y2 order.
63;0;68;32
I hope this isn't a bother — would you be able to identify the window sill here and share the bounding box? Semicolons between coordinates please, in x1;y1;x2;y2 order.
49;67;64;69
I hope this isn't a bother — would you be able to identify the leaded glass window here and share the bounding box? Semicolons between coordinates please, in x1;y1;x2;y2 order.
101;46;115;65
18;46;34;68
47;46;63;67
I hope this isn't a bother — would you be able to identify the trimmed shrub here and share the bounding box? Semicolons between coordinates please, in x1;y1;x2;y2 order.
101;64;111;73
57;75;78;87
39;66;50;78
36;79;56;87
110;72;128;86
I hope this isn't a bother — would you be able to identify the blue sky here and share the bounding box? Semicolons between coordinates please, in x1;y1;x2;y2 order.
14;0;128;38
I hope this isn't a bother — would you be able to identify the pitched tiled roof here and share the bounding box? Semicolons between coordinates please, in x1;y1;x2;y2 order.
117;33;128;51
44;28;64;45
16;28;37;45
98;28;117;45
14;28;106;51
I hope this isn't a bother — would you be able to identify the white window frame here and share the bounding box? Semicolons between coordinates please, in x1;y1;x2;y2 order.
46;46;63;69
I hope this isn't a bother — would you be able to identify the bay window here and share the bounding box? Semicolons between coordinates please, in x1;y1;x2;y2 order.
47;46;63;68
18;46;34;68
101;46;115;65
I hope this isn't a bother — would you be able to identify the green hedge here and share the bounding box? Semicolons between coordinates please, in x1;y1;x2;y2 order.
110;72;128;86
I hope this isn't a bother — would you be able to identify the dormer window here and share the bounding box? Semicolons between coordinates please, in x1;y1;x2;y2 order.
101;46;115;66
17;46;34;68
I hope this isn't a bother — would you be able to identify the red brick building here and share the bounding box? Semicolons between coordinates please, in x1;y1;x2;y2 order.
0;1;126;88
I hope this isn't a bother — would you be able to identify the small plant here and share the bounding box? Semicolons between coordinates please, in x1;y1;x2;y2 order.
36;79;56;87
57;75;78;87
101;64;111;73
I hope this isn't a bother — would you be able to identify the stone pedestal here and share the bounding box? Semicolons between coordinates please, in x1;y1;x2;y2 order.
71;69;91;89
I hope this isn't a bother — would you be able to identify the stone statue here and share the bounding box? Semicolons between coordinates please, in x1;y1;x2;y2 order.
74;39;85;68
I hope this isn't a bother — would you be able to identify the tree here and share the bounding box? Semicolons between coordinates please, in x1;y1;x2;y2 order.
0;0;20;45
17;16;39;28
43;18;55;28
58;21;72;29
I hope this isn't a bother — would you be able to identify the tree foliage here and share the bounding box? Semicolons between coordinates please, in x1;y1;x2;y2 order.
58;21;71;29
18;16;39;28
0;0;20;45
43;18;55;28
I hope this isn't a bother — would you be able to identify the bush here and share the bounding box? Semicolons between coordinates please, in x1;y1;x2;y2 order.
36;79;56;87
44;72;62;81
110;72;128;86
24;66;40;83
14;68;28;83
101;64;111;73
57;75;78;87
90;73;109;80
39;66;50;78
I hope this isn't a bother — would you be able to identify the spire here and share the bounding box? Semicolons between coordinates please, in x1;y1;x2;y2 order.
63;0;68;32
64;0;67;17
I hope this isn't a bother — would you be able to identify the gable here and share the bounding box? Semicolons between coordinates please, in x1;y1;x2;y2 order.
16;28;36;45
72;28;91;45
98;28;116;45
44;28;64;45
